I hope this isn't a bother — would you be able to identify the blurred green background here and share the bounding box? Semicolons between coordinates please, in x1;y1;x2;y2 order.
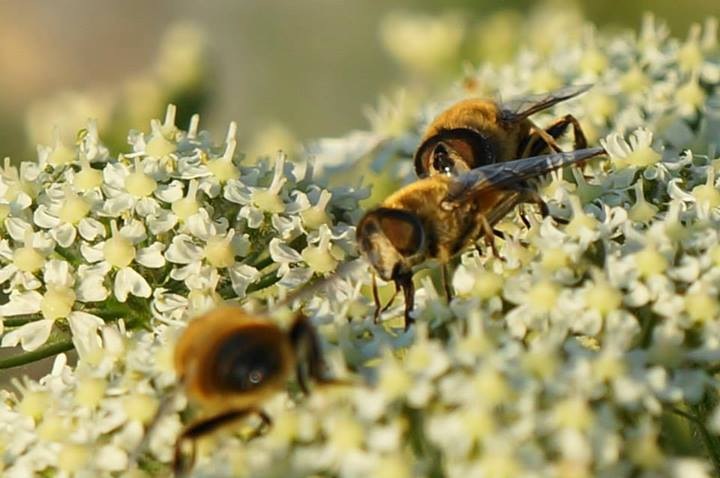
0;0;718;161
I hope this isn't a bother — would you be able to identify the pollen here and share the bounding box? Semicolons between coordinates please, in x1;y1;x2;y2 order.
73;160;103;192
472;368;510;407
580;49;609;75
252;189;284;214
300;190;332;229
40;287;76;321
328;416;364;451
75;377;108;409
37;414;67;441
592;353;626;381
625;145;660;168
146;113;177;158
691;168;720;208
47;141;75;167
207;139;239;182
13;230;44;273
552;396;593;430
17;390;51;421
301;228;338;273
528;280;559;313
585;282;622;316
565;196;599;237
473;270;504;299
629;181;658;223
677;77;706;112
634;246;668;278
58;443;91;473
375;456;411;478
59;187;91;224
125;158;157;198
620;66;649;94
104;220;136;268
122;393;159;425
541;247;569;271
685;292;719;323
204;233;236;268
379;362;412;400
172;179;200;221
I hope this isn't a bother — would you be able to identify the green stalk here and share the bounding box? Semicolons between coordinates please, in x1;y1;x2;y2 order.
671;406;720;476
0;339;74;369
245;272;281;294
3;316;42;327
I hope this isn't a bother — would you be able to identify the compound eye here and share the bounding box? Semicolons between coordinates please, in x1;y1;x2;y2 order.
432;143;455;175
248;369;264;385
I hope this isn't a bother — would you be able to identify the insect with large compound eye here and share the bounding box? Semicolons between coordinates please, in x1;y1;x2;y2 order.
413;84;592;178
357;147;606;329
171;306;339;475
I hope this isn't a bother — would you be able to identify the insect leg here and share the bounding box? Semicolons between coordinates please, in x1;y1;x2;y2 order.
247;410;273;439
372;272;381;323
290;314;351;388
380;285;400;314
526;120;564;154
440;264;453;302
545;114;588;150
514;188;549;217
480;215;501;259
290;314;334;387
394;273;415;330
174;408;267;476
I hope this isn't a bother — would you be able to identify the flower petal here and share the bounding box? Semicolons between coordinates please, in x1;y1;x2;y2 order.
136;242;166;268
114;267;152;302
2;319;53;351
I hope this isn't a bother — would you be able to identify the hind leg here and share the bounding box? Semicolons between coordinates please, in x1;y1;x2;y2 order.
174;408;271;476
521;114;588;157
545;114;587;150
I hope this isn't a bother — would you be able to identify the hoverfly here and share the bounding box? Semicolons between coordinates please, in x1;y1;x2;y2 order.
171;305;339;474
414;85;591;178
357;147;605;329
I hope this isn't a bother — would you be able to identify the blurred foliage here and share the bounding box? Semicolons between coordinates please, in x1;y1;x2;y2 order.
1;0;718;168
22;24;211;161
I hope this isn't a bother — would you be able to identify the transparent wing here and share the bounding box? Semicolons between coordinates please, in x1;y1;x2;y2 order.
499;84;592;122
444;147;605;205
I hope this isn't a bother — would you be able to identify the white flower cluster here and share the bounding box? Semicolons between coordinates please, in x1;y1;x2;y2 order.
0;104;363;363
2;12;720;478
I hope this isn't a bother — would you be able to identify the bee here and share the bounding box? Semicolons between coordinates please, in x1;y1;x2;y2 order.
414;85;591;178
357;147;605;329
170;304;342;475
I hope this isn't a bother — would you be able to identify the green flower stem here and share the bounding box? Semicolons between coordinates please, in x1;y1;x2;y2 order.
251;255;275;271
671;406;720;476
53;246;77;263
245;271;281;294
404;405;445;478
0;339;74;369
3;316;42;327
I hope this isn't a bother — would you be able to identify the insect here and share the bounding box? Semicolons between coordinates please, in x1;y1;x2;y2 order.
357;147;605;329
170;303;343;475
413;85;591;178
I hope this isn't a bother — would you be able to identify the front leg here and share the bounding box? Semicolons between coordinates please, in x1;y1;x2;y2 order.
174;408;271;476
440;264;453;303
514;187;571;225
479;215;501;258
392;272;415;330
